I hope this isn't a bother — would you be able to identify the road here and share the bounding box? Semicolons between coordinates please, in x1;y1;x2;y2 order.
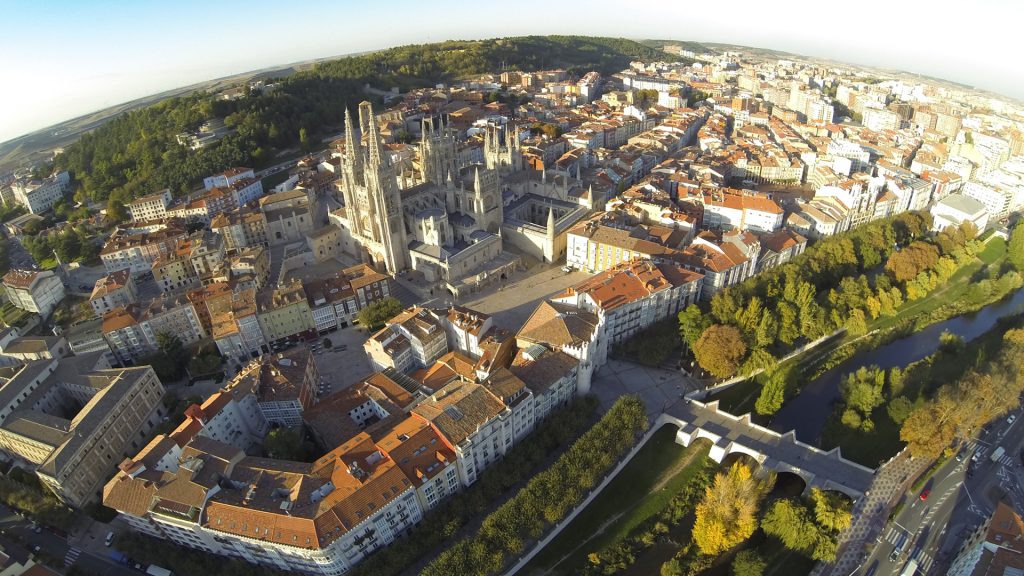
857;406;1024;575
0;503;139;576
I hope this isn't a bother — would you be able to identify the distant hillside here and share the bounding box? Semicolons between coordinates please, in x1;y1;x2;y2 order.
43;36;680;214
640;39;713;54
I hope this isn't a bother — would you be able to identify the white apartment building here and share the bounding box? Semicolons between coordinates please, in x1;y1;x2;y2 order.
10;172;70;214
930;194;989;235
962;181;1014;221
2;269;66;317
552;259;703;345
127;189;173;222
204;167;256;191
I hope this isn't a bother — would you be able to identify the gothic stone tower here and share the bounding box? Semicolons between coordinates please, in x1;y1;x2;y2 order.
420;116;459;187
483;124;524;174
340;102;408;273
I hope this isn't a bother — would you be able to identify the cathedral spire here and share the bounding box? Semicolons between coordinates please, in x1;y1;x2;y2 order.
359;101;384;167
473;166;482;195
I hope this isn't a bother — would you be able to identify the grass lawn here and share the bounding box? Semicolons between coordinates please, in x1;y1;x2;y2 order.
523;425;710;575
260;170;292;191
978;236;1007;265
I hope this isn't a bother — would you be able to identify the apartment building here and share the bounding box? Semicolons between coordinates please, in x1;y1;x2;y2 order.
100;224;188;276
679;230;760;299
554;259;703;345
210;208;269;251
700;189;784;233
364;330;415;374
101;296;205;364
439;306;493;358
412;380;510;486
756;228;808;272
0;354;165;508
127;189;173;222
227;246;270;290
303;276;360;333
947;502;1024;576
366;307;448;372
211;288;267;365
256;281;316;347
10;172;70;214
516;300;604;393
223;348;319;427
566;214;685;273
203;167;255;191
344;263;392;309
2;269;66;318
89;268;137;316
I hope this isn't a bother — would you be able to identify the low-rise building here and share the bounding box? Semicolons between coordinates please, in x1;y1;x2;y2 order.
930;193;989;235
2;269;66;318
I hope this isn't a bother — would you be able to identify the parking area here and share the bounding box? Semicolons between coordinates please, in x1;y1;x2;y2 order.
591;359;702;418
309;325;375;395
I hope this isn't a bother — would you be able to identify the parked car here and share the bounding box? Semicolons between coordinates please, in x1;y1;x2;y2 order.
1008;414;1017;424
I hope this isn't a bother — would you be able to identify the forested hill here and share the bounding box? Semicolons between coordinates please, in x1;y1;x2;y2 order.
52;35;679;215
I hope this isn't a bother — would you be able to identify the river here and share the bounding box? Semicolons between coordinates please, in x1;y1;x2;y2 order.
771;287;1024;443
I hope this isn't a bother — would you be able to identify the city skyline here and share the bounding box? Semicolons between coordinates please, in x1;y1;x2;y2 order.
1;0;1022;144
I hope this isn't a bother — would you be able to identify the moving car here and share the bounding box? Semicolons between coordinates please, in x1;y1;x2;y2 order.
919;488;930;501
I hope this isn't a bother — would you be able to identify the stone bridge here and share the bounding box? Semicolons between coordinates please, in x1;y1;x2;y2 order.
660;399;876;500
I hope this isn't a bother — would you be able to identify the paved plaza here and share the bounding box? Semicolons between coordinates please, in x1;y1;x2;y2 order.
592;358;701;417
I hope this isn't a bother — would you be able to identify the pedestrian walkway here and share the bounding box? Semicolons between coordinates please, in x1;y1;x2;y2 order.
813;450;932;576
64;546;81;566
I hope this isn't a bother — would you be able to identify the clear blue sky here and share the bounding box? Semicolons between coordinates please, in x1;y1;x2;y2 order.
1;0;1020;144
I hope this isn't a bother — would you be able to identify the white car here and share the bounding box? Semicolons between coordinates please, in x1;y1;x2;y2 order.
1009;414;1017;424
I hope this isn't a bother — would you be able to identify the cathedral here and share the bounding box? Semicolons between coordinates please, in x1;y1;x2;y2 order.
337;102;512;285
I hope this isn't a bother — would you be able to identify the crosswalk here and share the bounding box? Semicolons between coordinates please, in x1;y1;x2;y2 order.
880;529;934;573
63;547;80;567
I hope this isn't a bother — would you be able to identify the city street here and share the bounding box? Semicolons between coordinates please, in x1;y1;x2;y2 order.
857;406;1024;575
0;503;138;576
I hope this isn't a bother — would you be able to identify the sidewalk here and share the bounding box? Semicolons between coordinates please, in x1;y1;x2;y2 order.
813;450;931;576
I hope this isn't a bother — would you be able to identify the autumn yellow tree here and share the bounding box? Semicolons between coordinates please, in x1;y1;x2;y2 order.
693;324;748;378
692;462;770;554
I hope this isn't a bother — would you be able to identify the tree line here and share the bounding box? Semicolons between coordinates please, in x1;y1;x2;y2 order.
681;212;991;385
420;395;648;576
47;36;674;219
901;328;1024;459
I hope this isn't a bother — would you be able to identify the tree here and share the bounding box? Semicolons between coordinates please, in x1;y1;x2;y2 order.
886;396;913;424
693;324;748;379
692;462;768;555
732;550;766;576
810;488;852;533
840;366;886;417
356;297;404;330
106;198;128;223
762;499;817;553
755;365;792;415
678;304;711;347
263;428;306;461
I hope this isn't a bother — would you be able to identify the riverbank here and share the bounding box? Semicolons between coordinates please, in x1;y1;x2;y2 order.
707;237;1019;431
821;311;1024;466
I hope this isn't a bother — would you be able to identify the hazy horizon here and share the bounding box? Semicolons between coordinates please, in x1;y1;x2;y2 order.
2;0;1021;146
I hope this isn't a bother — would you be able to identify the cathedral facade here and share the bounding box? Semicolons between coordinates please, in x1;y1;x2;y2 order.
338;102;511;285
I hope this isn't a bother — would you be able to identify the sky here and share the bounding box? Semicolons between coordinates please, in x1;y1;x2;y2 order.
1;0;1021;144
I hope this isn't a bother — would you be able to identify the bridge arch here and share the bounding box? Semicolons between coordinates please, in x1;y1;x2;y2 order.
658;401;875;502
